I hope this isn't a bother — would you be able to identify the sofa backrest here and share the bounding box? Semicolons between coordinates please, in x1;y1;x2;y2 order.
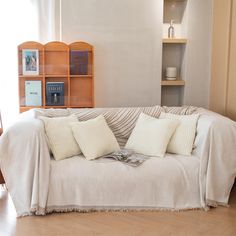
34;105;197;147
69;106;164;147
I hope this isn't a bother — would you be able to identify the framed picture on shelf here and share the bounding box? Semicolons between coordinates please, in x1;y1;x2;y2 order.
22;49;39;75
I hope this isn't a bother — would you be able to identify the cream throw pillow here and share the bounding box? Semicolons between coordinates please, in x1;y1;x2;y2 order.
40;115;81;161
159;112;200;155
125;113;179;157
71;115;120;160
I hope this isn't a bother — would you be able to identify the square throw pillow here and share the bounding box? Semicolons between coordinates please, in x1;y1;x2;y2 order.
71;115;120;160
159;112;200;155
39;115;81;161
125;113;179;157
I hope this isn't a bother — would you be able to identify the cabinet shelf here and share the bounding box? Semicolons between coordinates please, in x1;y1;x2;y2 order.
45;106;68;109
19;75;44;78
20;106;42;109
70;75;93;78
45;75;68;78
162;38;187;44
161;80;185;86
70;104;93;108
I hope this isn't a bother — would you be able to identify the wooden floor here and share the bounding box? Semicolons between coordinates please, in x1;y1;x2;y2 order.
0;185;236;236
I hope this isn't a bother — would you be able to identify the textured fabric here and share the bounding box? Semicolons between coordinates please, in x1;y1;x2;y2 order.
162;106;198;115
46;154;201;213
71;115;120;160
160;112;199;155
192;108;236;206
39;115;81;160
0;119;51;216
68;106;164;148
33;106;194;148
34;108;71;117
0;106;236;217
125;113;179;157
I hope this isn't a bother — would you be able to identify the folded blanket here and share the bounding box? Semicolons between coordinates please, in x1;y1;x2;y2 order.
102;149;149;167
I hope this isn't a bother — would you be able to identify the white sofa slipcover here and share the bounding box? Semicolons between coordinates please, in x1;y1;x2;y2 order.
0;105;236;217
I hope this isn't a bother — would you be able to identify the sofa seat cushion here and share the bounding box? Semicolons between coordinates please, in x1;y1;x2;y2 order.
46;153;201;211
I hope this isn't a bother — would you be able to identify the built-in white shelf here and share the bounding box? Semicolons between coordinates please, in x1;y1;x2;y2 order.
161;80;185;86
162;38;187;44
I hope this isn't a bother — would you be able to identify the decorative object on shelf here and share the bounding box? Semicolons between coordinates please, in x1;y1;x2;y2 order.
25;81;42;106
70;50;89;75
168;20;175;38
165;67;177;80
22;49;39;75
46;82;65;106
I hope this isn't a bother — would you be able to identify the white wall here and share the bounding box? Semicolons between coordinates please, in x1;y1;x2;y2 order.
60;0;163;107
183;0;213;108
59;0;212;108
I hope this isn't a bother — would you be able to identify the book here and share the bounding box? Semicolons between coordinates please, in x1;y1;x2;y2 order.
25;81;42;106
46;82;65;106
70;50;89;75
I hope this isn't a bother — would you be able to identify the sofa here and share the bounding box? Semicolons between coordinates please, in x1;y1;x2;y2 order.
0;105;236;217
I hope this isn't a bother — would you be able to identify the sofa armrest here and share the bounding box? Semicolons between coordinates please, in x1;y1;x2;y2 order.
0;118;51;216
193;109;236;206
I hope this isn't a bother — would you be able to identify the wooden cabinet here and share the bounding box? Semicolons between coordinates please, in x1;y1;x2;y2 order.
18;41;94;113
161;0;187;106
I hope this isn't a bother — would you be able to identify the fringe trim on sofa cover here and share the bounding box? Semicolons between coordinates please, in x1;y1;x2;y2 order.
206;199;230;208
17;204;209;217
